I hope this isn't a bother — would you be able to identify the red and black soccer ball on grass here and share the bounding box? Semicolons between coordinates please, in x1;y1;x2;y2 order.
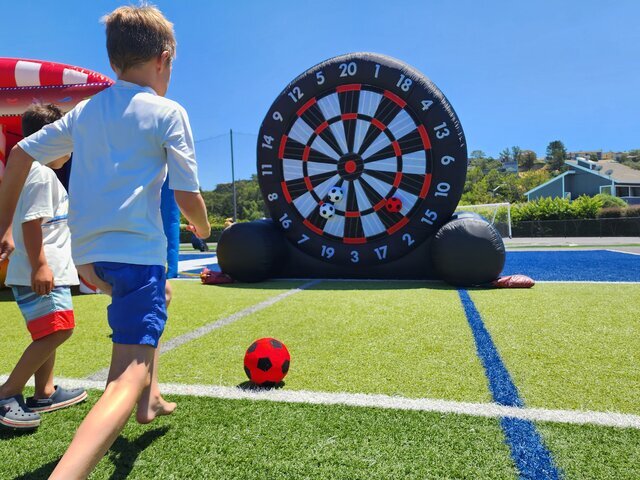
244;338;290;387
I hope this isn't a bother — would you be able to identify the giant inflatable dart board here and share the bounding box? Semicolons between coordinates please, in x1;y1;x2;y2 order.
256;53;467;274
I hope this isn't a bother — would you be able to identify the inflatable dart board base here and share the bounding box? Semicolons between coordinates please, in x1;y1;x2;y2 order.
274;233;437;279
256;53;467;279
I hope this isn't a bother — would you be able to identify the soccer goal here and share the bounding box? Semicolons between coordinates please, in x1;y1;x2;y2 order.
454;202;512;238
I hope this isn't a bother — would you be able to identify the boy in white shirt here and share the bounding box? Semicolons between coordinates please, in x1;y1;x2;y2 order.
0;5;210;478
0;104;86;430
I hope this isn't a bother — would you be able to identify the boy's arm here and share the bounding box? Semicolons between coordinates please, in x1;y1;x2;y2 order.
23;218;54;295
0;146;35;261
174;190;210;239
162;106;209;238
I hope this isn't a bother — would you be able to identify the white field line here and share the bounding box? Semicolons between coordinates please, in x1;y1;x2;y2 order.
86;279;322;381
178;256;218;271
607;249;640;256
275;278;443;283
5;375;639;430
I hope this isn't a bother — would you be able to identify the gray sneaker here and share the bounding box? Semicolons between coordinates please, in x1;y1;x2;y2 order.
0;395;41;429
26;386;88;413
26;385;88;413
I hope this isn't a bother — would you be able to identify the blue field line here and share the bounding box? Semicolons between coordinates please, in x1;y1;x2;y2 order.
178;253;217;261
503;250;640;282
458;289;561;480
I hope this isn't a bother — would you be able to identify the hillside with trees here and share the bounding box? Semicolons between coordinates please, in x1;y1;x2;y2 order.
618;150;640;170
200;175;267;227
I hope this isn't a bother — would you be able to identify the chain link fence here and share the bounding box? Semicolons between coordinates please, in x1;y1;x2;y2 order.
512;217;640;237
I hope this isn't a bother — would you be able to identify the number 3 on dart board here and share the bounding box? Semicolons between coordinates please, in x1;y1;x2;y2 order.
257;53;467;267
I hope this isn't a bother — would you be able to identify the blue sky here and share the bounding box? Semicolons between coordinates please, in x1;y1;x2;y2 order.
3;0;638;189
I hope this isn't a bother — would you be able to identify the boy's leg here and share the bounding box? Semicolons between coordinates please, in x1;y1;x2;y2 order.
136;280;176;423
50;263;172;476
33;350;56;399
0;330;72;399
135;342;176;423
49;343;155;480
1;286;75;400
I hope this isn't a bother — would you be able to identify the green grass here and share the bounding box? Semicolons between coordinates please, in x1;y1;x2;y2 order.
0;391;519;480
160;282;491;401
469;284;640;414
1;279;639;478
0;281;303;378
3;392;640;480
538;422;640;480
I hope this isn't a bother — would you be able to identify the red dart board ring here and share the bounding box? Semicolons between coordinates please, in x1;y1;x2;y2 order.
257;53;467;267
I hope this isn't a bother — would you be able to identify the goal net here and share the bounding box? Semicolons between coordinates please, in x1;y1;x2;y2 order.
454;202;512;238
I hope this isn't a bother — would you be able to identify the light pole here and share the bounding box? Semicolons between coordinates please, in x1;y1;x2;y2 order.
230;129;237;222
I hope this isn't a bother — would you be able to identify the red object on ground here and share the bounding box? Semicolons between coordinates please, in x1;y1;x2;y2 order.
491;274;535;288
243;337;291;386
385;197;403;213
200;268;234;285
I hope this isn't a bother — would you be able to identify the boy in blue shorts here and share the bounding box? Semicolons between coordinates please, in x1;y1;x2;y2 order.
0;5;210;478
0;104;86;430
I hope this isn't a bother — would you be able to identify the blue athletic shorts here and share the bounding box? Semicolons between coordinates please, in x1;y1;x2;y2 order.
93;262;167;347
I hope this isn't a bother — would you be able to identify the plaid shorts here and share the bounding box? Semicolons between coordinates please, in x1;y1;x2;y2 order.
11;286;75;341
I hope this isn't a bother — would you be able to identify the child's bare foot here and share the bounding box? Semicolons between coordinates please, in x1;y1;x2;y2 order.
136;395;177;424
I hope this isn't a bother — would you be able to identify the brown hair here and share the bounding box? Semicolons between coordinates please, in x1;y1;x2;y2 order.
103;4;176;73
22;103;63;137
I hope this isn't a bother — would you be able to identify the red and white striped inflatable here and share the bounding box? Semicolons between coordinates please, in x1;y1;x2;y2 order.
0;58;113;289
0;57;114;167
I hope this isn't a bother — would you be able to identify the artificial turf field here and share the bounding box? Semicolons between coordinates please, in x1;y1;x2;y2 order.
1;257;639;479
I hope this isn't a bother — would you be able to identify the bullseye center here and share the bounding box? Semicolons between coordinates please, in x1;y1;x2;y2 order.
337;153;364;180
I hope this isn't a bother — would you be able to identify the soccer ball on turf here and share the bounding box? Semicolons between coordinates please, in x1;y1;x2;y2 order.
244;337;291;386
327;186;344;203
319;203;335;219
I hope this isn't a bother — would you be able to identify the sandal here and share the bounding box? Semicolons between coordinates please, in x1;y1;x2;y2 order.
0;395;41;429
26;386;88;413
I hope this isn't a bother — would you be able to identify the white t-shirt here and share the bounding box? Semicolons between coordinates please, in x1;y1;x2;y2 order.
18;79;200;266
6;163;79;287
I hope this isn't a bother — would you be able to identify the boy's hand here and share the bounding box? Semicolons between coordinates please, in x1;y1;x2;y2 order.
76;264;113;297
186;223;211;240
32;264;54;295
0;228;14;261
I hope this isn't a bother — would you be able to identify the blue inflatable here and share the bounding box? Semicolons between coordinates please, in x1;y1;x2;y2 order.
161;178;180;279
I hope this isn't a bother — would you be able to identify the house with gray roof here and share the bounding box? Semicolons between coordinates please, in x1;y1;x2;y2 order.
525;158;640;205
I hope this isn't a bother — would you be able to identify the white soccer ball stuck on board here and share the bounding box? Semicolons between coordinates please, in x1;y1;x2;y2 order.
319;203;335;219
327;186;344;203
